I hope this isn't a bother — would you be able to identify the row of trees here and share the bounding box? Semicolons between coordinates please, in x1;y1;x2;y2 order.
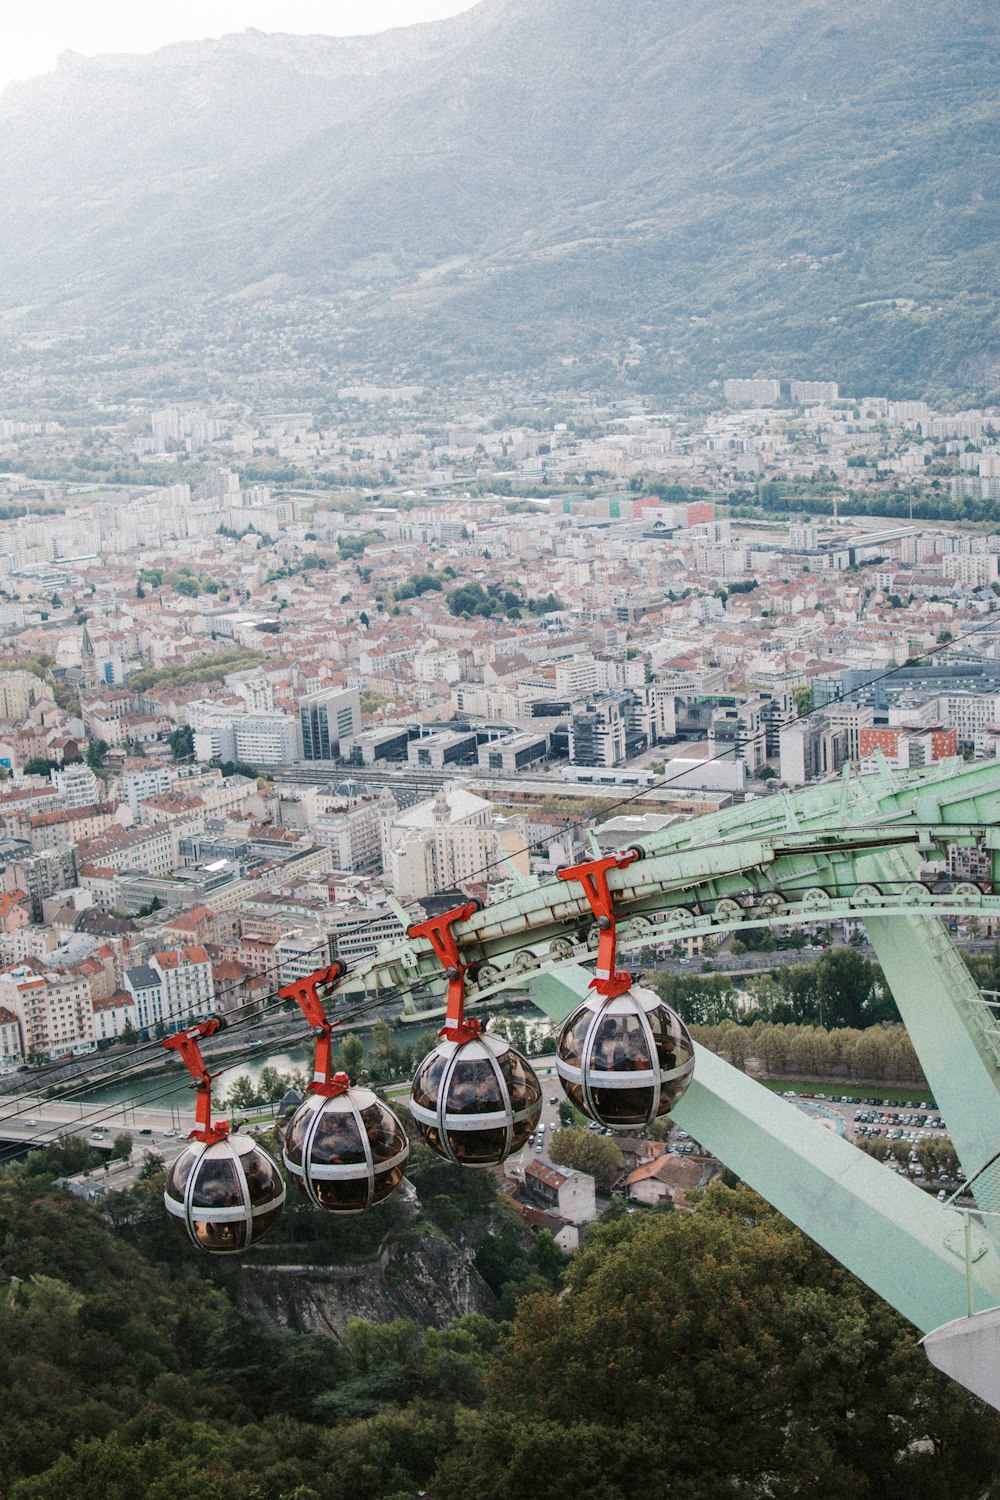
692;1019;926;1084
129;649;268;693
855;1133;960;1178
445;581;563;620
650;948;897;1030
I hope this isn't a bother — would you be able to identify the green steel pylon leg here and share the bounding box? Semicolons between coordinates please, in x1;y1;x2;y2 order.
528;966;1000;1337
864;911;1000;1212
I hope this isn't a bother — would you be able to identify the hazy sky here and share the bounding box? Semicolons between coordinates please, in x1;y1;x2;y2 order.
1;1;480;92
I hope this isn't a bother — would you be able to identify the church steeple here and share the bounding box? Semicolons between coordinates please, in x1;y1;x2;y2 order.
80;620;99;691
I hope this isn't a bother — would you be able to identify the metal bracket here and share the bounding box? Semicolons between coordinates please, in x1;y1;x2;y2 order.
407;900;482;1041
278;961;349;1096
163;1016;229;1143
556;848;642;998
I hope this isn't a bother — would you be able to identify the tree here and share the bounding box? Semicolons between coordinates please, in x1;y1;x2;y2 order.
226;1073;259;1110
85;738;109;771
110;1132;133;1162
22;757;60;777
339;1032;365;1078
548;1128;623;1180
434;1184;1000;1500
815;947;880;1028
167;725;194;761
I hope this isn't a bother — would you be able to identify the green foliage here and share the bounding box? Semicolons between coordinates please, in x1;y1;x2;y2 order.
393;573;443;601
436;1184;1000;1500
548;1128;623;1180
85;738;109;770
167;726;194;761
129;651;269;694
338;531;385;560
22;757;61;777
0;1136;993;1498
446;582;563;619
109;1133;133;1162
650;948;896;1030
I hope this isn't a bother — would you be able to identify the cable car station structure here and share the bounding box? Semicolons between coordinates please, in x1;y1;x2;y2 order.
335;755;1000;1410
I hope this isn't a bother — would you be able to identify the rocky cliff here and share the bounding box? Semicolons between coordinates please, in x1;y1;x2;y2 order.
239;1230;499;1338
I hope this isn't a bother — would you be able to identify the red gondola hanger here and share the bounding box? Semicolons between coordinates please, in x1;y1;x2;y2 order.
407;900;542;1167
406;899;483;1041
278;961;350;1095
162;1015;286;1253
163;1015;230;1141
556;848;643;997
278;961;410;1213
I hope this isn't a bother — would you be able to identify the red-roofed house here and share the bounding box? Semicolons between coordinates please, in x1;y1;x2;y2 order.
626;1151;718;1208
523;1159;597;1223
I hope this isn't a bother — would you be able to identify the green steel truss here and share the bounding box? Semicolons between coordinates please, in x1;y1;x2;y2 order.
345;757;1000;1403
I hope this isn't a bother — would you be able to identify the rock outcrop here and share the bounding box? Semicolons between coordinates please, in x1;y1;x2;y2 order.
239;1230;499;1338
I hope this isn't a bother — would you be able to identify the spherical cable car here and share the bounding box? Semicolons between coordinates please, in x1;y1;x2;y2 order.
283;1074;409;1211
165;1130;286;1253
410;1029;541;1166
407;902;542;1166
553;850;695;1131
556;982;694;1130
279;964;410;1212
162;1017;286;1254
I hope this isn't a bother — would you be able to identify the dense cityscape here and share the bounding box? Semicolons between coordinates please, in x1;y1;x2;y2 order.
2;1;1000;1496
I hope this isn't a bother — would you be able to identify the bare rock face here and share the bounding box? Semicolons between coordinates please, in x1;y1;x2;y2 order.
238;1230;499;1338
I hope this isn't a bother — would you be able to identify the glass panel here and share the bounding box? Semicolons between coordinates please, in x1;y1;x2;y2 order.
243;1148;284;1204
360;1103;406;1162
447;1058;503;1115
165;1150;196;1202
648;1008;692;1071
283;1108;310;1166
191;1155;242;1209
314;1176;370;1211
591;1085;655;1127
562;1080;585;1113
311;1108;366;1166
449;1126;508;1164
589;1012;652;1073
192;1216;248;1252
250;1204;284;1241
559;1008;592;1069
416;1121;446;1157
510;1116;536;1151
657;1077;690;1115
371;1162;406;1202
411;1050;447;1110
499;1051;542;1113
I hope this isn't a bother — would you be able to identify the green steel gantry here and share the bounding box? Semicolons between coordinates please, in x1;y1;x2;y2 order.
348;756;1000;1406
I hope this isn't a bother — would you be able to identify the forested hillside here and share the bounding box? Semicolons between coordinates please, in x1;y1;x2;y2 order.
1;1135;998;1498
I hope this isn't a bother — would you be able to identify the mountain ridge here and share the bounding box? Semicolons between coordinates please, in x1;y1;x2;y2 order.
1;0;997;398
